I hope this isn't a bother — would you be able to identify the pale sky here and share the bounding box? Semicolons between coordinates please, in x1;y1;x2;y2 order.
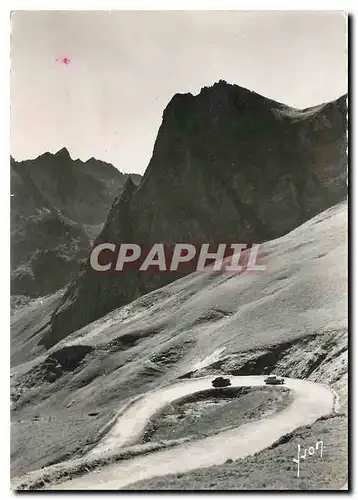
10;10;347;174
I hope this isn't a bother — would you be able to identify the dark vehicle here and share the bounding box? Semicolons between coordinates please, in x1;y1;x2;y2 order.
212;376;231;388
264;375;285;385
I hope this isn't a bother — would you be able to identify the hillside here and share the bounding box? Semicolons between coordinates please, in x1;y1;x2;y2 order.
44;82;347;348
11;200;348;480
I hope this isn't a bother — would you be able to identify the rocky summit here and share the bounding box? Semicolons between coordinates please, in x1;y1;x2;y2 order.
44;81;347;348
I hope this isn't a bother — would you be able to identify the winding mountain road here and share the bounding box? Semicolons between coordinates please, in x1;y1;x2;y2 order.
51;375;334;490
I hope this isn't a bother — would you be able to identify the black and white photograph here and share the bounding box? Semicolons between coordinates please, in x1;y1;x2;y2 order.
9;9;348;491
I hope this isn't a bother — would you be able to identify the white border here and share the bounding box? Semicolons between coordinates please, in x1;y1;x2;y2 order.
3;1;356;11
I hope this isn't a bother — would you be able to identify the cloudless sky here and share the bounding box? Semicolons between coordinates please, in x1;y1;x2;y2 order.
11;10;347;174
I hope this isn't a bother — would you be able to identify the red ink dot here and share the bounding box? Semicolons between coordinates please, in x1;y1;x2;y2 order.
57;57;71;65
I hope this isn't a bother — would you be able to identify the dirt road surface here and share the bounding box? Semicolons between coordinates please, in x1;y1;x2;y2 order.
51;375;334;490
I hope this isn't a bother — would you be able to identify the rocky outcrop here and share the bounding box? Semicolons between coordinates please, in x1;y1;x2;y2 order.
44;81;347;347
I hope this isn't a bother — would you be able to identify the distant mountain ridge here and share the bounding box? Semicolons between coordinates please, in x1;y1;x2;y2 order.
11;150;142;298
12;148;141;226
42;81;347;348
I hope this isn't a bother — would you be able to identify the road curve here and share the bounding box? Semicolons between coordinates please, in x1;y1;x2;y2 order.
51;375;334;490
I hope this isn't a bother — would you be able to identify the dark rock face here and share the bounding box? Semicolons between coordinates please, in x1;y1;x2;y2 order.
45;81;347;348
11;151;141;297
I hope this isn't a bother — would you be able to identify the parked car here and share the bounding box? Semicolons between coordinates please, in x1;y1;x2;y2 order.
264;375;285;385
212;376;231;388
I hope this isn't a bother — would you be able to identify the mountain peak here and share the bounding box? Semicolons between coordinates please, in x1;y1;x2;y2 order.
54;147;71;159
122;175;137;198
163;80;284;122
46;88;347;345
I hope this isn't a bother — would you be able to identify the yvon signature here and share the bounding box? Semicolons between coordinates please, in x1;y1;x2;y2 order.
293;441;323;478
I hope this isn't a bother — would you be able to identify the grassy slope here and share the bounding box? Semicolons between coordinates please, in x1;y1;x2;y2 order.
11;291;64;368
128;413;348;491
11;410;112;477
143;387;292;443
11;200;347;479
